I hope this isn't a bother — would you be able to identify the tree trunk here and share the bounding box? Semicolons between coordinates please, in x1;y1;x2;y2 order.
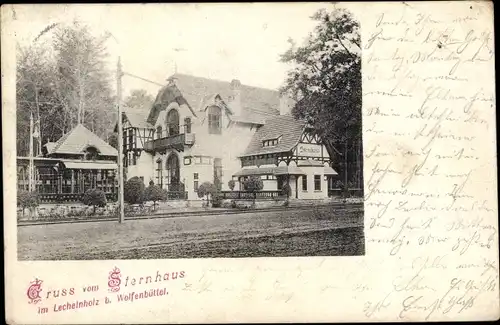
344;142;348;198
93;205;96;214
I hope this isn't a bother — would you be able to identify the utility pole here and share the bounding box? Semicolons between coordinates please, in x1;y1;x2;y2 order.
117;57;125;223
28;112;34;192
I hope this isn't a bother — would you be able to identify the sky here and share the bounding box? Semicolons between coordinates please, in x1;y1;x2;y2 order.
12;3;334;98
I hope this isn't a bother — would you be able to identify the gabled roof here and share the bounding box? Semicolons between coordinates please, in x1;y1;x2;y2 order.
46;124;117;157
147;73;280;125
241;115;305;157
123;107;154;129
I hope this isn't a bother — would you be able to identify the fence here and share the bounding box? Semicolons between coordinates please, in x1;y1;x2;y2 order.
165;191;188;200
38;193;118;204
219;190;284;200
328;188;363;198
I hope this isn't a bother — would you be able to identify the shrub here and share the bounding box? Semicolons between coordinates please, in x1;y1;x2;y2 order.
211;192;222;208
281;183;292;201
228;180;235;191
17;190;39;217
197;182;215;205
333;180;344;189
242;176;263;204
144;184;164;211
124;176;145;204
81;188;107;214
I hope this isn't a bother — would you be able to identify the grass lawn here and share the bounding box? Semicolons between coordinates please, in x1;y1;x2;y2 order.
18;204;364;260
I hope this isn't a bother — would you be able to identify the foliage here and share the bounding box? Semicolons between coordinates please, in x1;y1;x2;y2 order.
170;180;185;193
144;184;164;211
242;176;263;204
242;176;264;192
81;188;107;214
124;176;145;204
211;192;222;208
108;132;118;149
281;183;292;200
280;8;362;187
16;20;116;156
124;89;154;111
197;182;216;205
17;190;39;217
228;180;236;191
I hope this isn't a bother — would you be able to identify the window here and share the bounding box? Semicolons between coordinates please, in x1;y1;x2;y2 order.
156;126;163;139
156;160;163;188
302;175;308;191
262;136;281;147
128;129;134;150
208;106;222;134
84;146;99;161
184;117;192;134
166;109;180;136
214;158;222;190
193;173;199;191
314;175;321;191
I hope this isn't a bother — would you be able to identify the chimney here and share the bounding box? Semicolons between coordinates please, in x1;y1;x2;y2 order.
279;93;291;115
230;79;241;116
167;76;178;86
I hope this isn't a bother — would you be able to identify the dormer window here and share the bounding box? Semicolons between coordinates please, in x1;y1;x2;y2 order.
84;146;99;161
262;136;281;147
208;105;222;134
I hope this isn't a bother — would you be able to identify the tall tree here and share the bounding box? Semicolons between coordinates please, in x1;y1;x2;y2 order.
52;20;115;137
124;89;154;111
16;20;116;156
280;8;362;191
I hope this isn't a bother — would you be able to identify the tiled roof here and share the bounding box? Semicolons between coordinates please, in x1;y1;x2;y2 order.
148;73;280;125
47;124;117;157
241;115;305;157
123;107;154;129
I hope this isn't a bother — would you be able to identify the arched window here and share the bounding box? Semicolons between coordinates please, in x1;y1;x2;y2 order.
166;154;180;191
208;106;222;134
156;126;163;139
213;158;222;190
184;117;192;134
84;146;99;161
166;109;180;136
156;159;163;188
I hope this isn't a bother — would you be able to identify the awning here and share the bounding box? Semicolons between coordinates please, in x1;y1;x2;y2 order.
274;165;306;176
62;161;118;170
233;167;276;176
324;166;338;175
297;159;325;167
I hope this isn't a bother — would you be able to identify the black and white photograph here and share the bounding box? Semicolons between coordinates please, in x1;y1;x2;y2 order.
15;4;364;260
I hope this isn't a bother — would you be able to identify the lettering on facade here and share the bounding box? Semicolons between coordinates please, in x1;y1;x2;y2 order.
297;144;322;157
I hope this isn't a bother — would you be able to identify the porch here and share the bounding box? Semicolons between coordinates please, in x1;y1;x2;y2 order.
17;157;118;204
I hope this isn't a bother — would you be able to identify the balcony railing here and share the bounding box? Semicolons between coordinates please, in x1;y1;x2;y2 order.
144;124;195;152
38;192;118;204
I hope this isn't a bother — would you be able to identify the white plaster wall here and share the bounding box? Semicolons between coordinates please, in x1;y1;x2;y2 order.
297;166;328;200
126;152;153;185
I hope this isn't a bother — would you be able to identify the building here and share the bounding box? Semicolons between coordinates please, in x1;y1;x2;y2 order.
121;73;338;201
17;124;118;203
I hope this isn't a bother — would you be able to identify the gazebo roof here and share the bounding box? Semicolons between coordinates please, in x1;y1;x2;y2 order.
46;124;117;157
